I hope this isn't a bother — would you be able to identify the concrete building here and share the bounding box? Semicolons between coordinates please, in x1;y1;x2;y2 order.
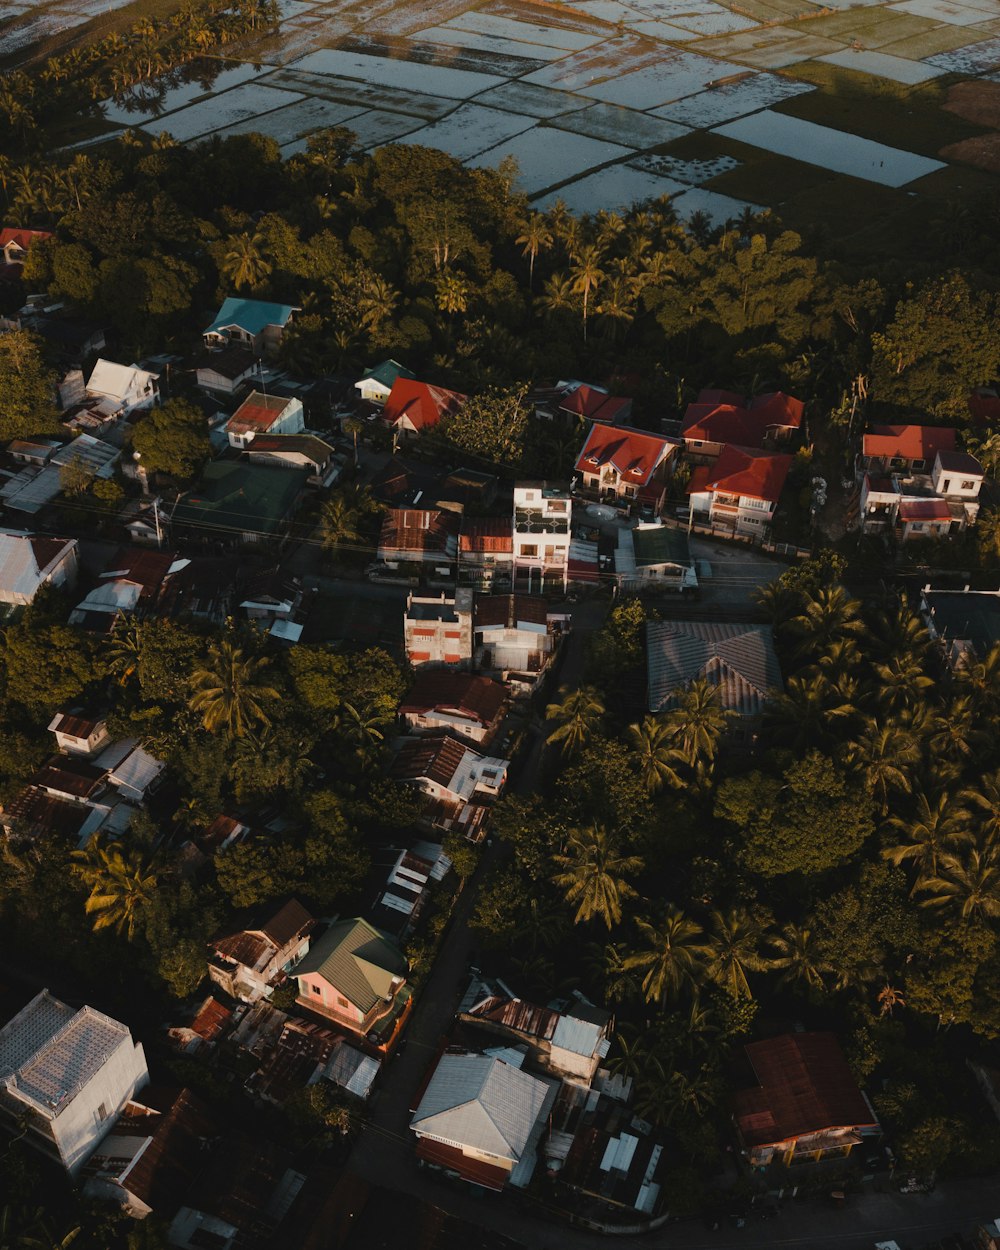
513;482;570;591
403;590;474;667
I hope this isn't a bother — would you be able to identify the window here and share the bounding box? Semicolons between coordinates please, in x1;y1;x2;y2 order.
910;522;924;532
911;459;927;472
742;496;770;512
96;1102;108;1123
549;501;567;513
521;544;537;557
311;984;322;995
962;479;977;490
337;995;350;1009
692;440;703;448
941;479;952;493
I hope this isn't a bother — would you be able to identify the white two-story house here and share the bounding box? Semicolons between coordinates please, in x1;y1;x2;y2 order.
688;445;792;537
858;448;983;540
513;482;571;592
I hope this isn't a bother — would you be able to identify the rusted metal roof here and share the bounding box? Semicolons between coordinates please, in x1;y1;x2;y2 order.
379;508;459;557
468;996;560;1040
32;757;105;799
475;594;548;629
399;672;505;726
459;518;513;554
416;1137;507;1190
48;711;103;740
391;733;469;788
190;997;233;1042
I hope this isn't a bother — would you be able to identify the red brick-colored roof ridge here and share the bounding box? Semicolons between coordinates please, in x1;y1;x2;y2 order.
574;422;675;485
863;424;956;461
898;498;952;522
383;378;466;432
560;385;630;422
706;445;792;503
0;228;52;250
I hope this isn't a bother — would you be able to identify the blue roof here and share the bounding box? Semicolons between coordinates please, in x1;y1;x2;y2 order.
204;298;297;338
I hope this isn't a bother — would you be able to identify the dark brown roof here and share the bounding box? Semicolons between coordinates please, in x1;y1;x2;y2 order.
399;672;505;726
468;996;560;1039
49;711;103;740
3;788;91;839
475;594;548;628
212;899;313;969
416;1137;507;1190
390;733;468;787
30;536;74;571
196;344;257;380
190;997;234;1042
105;1088;218;1213
734;1032;878;1147
935;449;983;475
459;518;513;554
32;756;105;799
379;508;459;556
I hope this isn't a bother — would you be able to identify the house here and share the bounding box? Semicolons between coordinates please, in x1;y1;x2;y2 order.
513;482;571;592
354;359;415;406
377;507;461;573
687;445;792;538
369;841;451;940
646;619;782;738
458;517;513;591
294;917;411;1049
681;389;803;462
439;468;498;511
615;523;698;593
460;992;612;1086
404;589;474;667
244;433;340;487
195;345;259;396
0;989;148;1175
410;1052;555;1191
574;423;680;511
238;568;303;634
172;462;306;547
84;360;159;415
48;711;110;757
474;593;567;690
0;435;119;515
382;378;466;437
69;548;175;630
225;391;304;449
34;316;107;366
857;424;956;477
733;1032;880;1169
7;437;62;466
559;382;632;426
920;584;1000;668
399;671;506;744
858;448;983;539
390;732;509;841
0;228;51;264
202;297;298;354
208;899;314;1003
0;530;78;604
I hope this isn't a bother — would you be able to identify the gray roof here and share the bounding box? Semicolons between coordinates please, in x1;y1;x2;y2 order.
295;918;406;1014
646;620;782;716
411;1054;549;1162
632;525;691;570
0;989;130;1115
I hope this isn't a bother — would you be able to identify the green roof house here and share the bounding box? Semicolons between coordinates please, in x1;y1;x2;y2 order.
354;359;415;406
172;462;305;546
203;297;299;355
294;918;410;1047
615;523;698;593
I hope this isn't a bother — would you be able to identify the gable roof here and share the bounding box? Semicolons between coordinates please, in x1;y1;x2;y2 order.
383;379;466;432
474;593;548;629
359;359;415;391
862;424;956;462
399;671;505;726
706;445;793;504
646;620;782;716
734;1032;878;1147
172;462;304;537
390;732;470;788
204;298;297;339
212;899;313;972
898;498;952;522
560;385;631;424
632;524;691;569
575;423;676;486
295;918;406;1014
85;359;158;403
379;508;459;557
0;531;76;600
226;390;296;436
459;517;513;555
411;1053;549;1162
935;449;982;476
245;434;333;464
0;229;52;252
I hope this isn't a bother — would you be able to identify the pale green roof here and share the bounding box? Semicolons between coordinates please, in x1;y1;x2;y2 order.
633;525;691;569
296;918;407;1013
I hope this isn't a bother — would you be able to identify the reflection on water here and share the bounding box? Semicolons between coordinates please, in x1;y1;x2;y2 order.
98;58;263;124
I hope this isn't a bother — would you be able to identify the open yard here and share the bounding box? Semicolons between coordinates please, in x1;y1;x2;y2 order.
8;0;1000;224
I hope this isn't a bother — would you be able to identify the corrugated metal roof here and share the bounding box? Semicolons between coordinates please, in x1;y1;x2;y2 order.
204;297;297;338
399;672;505;725
646;620;782;716
0;531;75;601
295;918;406;1014
411;1053;549;1161
475;594;548;629
324;1040;380;1098
85;359;157;404
863;424;955;461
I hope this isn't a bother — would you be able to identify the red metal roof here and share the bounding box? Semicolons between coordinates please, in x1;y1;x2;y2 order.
379;508;459;555
707;445;792;504
475;593;548;628
399;671;505;725
686;465;712;495
415;1137;508;1190
0;228;52;251
898;498;952;522
749;392;804;428
391;733;469;787
459;517;513;554
683;393;802;447
560;385;631;423
383;379;466;432
862;424;956;461
190;997;233;1042
575;422;675;485
227;391;294;435
567;558;600;584
734;1032;878;1147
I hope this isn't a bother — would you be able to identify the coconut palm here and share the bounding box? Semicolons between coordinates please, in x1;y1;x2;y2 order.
705;907;770;999
515;212;552;289
624;906;711;1005
569;243;605;341
767;922;834;992
957;642;1000;714
585;941;642;1004
189;641;279;738
928;694;990;768
72;835;160;942
845;722;920;815
665;677;731;770
868;597;930;662
106;620;143;685
552;823;642;929
813;637;863;683
545;685;605;756
335;700;385;761
961;769;1000;847
764;673;857;748
882;789;972;883
787;585;865;660
626;716;685;794
873;652;933;713
537;271;575;320
316;497;361;557
753;580;801;632
221;230;271;291
916;842;1000;924
978;508;1000;561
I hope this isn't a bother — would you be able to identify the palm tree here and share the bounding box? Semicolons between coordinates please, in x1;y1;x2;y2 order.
626;716;685;794
767;922;834;991
335;700;385;761
545;685;605;756
222;230;271;291
957;642;1000;714
515;212;552;289
624;906;710;1005
72;836;160;941
873;652;933;713
537;271;574;320
882;789;971;883
569;244;605;341
845;722;920;815
665;677;730;770
552;824;642;929
107;620;143;685
868;598;930;662
978;508;1000;562
316;497;360;557
764;673;857;748
706;908;770;999
753;580;801;633
916;842;1000;924
928;694;989;768
189;641;279;738
961;769;1000;847
967;431;1000;479
787;585;864;660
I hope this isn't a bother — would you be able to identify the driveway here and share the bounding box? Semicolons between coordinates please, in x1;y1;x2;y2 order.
688;535;784;613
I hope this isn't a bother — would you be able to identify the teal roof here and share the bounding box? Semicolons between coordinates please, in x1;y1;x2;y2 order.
205;298;297;338
360;359;414;390
173;461;304;538
633;525;691;569
296;918;407;1013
